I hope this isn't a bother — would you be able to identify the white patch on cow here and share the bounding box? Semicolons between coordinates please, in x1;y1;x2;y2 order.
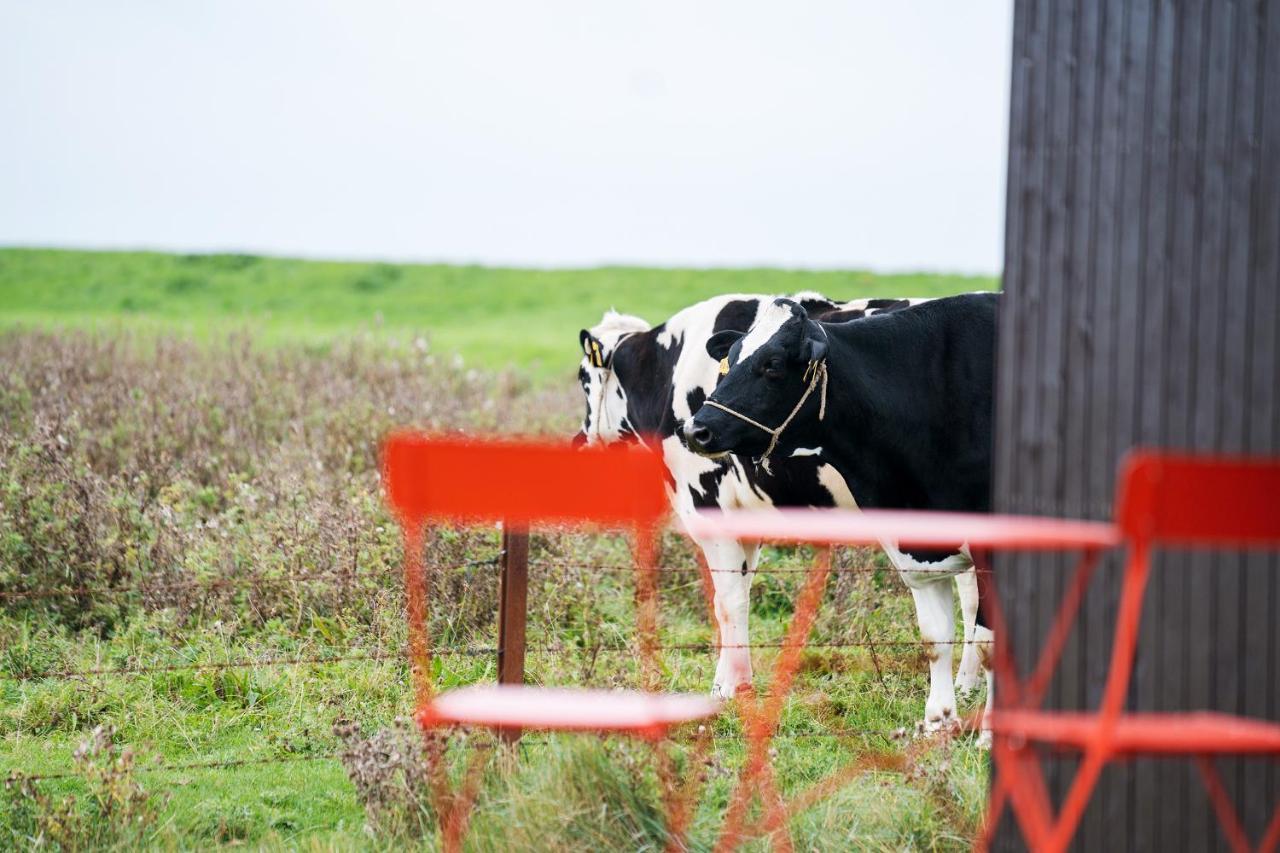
661;431;765;699
816;463;858;509
701;536;758;698
578;311;651;444
737;300;796;360
667;296;762;422
974;624;994;748
882;542;973;589
591;310;650;339
789;446;823;457
883;544;975;734
910;582;958;730
662;435;725;504
954;568;982;695
580;368;631;445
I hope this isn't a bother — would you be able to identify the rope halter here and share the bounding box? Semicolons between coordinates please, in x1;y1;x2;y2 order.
701;358;828;473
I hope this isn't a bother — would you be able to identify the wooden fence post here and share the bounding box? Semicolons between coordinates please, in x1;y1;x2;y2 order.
496;522;530;743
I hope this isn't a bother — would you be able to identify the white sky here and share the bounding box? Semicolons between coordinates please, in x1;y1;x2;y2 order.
1;2;1013;274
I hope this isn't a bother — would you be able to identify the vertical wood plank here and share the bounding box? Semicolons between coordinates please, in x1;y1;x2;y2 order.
1243;0;1280;832
1215;0;1255;827
995;0;1278;848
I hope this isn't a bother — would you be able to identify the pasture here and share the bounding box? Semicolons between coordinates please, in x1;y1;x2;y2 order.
1;250;990;849
0;249;993;380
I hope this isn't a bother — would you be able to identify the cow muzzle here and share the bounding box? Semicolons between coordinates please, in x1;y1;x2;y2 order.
679;417;729;458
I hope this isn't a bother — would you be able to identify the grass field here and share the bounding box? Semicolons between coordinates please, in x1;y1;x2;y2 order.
0;248;995;380
1;249;992;849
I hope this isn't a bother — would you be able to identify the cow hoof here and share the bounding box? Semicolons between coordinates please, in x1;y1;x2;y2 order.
919;709;960;736
711;682;745;700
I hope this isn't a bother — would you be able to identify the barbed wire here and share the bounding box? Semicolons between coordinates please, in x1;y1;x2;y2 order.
0;555;988;603
8;725;964;784
3;636;992;683
2;648;475;681
9;751;339;783
0;557;503;602
537;560;992;577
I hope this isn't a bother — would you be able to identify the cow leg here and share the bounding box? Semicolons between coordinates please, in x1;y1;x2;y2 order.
974;624;994;748
909;580;959;732
954;567;982;695
696;537;758;699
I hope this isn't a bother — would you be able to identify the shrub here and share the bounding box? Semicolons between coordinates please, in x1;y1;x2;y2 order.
2;724;162;850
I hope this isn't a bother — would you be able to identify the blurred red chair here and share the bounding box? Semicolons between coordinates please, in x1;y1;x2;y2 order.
381;434;720;851
986;452;1280;853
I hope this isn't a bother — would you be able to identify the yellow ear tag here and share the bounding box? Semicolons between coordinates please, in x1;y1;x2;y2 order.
591;341;603;367
719;357;730;376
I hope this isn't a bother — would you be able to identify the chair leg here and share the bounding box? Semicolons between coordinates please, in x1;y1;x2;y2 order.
1047;747;1110;852
1260;798;1280;853
714;547;834;852
1195;756;1252;853
1024;549;1102;707
976;754;1013;851
995;736;1056;849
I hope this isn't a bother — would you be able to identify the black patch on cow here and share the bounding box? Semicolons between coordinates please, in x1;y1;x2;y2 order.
738;453;839;509
577;366;591;426
695;293;1000;576
740;560;748;576
797;296;839;317
817;308;868;323
608;323;684;442
865;298;911;310
685;386;706;417
711;300;760;335
688;464;728;510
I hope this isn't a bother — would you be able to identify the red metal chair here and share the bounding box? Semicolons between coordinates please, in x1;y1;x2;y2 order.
683;451;1280;852
985;452;1280;853
682;505;1120;850
381;434;720;851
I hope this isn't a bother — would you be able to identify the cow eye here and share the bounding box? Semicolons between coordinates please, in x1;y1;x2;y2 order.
763;358;785;379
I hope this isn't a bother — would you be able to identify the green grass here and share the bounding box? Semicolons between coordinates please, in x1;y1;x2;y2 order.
0;247;994;380
2;539;988;851
0;254;994;848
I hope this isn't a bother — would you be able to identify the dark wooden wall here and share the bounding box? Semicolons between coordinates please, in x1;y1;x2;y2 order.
993;0;1279;849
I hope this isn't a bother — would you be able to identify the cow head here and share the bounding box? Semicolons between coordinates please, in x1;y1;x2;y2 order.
575;311;650;446
682;298;827;461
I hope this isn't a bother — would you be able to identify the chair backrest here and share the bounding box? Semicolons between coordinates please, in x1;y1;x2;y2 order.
381;433;669;529
1115;450;1280;547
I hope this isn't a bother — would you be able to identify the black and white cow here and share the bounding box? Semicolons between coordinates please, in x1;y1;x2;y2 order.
682;292;998;738
575;292;984;712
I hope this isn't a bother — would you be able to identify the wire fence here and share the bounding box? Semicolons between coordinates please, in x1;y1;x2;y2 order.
9;727;951;784
3;639;986;683
3;546;979;790
0;550;990;603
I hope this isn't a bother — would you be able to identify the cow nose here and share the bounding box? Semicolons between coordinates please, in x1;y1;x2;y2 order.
688;423;714;449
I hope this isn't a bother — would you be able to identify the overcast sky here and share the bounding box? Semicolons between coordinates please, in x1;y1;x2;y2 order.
1;2;1013;274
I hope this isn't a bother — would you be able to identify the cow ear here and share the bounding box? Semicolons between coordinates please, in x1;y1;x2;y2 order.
706;329;743;360
580;330;606;366
805;332;828;363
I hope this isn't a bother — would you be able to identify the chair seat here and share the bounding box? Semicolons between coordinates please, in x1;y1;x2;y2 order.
417;685;721;737
990;710;1280;755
